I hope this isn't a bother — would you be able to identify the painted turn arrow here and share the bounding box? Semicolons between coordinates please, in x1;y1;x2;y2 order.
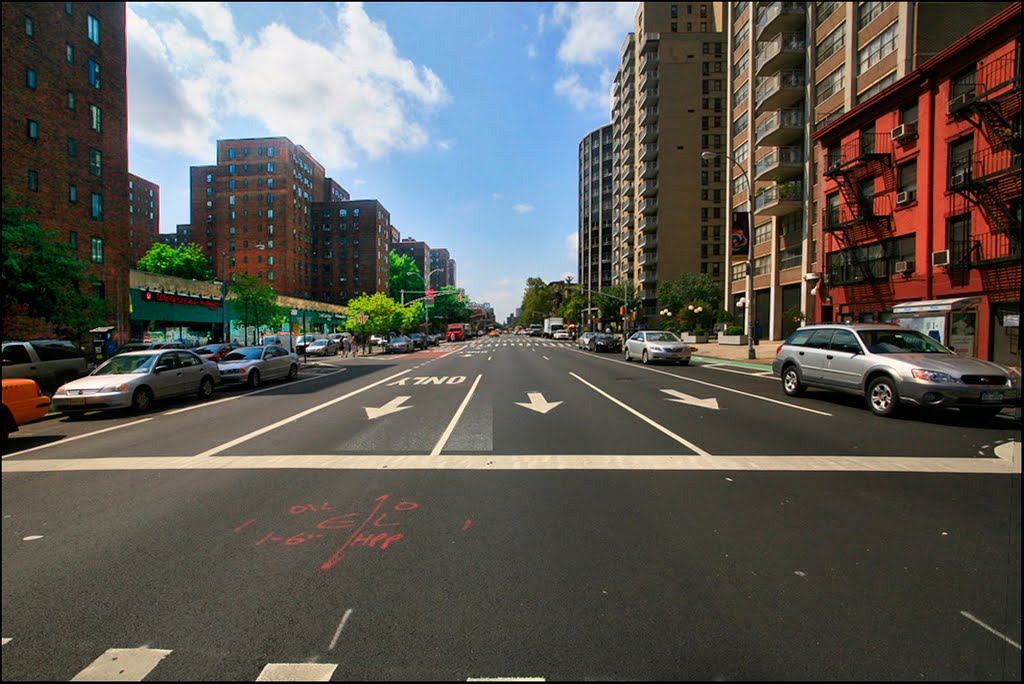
365;396;412;420
660;388;720;410
515;392;562;414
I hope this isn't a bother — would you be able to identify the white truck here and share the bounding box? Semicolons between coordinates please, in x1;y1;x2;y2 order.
543;317;564;338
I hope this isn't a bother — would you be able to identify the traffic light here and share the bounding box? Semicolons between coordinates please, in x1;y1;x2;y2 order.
427;288;435;298
619;305;626;316
458;292;463;302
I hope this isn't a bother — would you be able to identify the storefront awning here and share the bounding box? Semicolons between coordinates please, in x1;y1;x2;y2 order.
89;326;115;333
892;297;982;315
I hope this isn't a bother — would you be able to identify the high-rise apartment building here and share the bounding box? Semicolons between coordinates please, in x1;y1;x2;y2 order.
577;124;615;325
128;173;159;264
428;248;452;288
395;238;430;279
310;199;392;303
447;258;457;288
610;2;728;323
724;0;1013;342
2;2;131;340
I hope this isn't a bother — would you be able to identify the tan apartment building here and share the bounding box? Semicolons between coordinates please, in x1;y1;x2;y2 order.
725;0;1013;344
611;2;728;324
577;123;615;326
128;173;159;264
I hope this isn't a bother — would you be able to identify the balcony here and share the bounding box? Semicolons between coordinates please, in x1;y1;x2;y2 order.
639;197;658;214
755;108;804;146
753;146;803;182
639;143;658;162
639;72;659;92
621;211;634;228
641;52;659;72
639;125;659;145
755;70;805;110
639;107;659;127
638;233;657;250
640;160;658;179
638;268;657;283
755;2;806;40
641;288;658;301
639;215;658;233
640;87;660;108
754;180;804;216
638;252;657;267
638;179;658;197
622;162;635;180
623;182;634;198
622;133;633;151
755;33;805;76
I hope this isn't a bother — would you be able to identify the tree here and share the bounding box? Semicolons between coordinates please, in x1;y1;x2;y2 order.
137;242;212;280
345;292;404;348
518;277;556;325
230;274;284;342
388;251;425;303
558;285;587;326
595;283;639;323
2;191;110;340
423;286;470;331
656;272;723;314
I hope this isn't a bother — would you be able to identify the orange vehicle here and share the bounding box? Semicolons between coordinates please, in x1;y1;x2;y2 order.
446;323;469;342
2;378;52;444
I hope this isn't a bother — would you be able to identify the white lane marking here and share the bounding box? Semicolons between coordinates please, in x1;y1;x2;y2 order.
994;440;1020;465
365;396;412;420
661;388;719;410
2;418;154;459
488;356;492;361
960;611;1021;650
570;373;712;457
71;648;172;681
515;392;562;414
193;369;411;458
22;535;43;541
1;637;10;646
164;369;348;415
3;453;1019;474
256;663;338;681
542;356;550;361
431;374;483;456
328;608;354;650
607;356;833;417
467;678;545;682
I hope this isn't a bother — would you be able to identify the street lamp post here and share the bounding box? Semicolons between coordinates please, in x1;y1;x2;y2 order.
219;242;265;344
702;150;755;359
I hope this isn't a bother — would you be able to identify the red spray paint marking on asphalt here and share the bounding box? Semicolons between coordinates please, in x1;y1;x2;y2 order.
234;518;256;533
462;519;472;531
319;494;390;572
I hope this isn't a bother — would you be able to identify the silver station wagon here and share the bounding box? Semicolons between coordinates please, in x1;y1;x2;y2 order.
772;323;1020;418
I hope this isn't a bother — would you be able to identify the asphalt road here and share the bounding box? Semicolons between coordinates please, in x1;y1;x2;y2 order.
2;337;1020;681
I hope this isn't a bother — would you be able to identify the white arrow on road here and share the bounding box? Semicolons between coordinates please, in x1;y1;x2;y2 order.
515;392;562;414
661;388;720;410
365;396;412;420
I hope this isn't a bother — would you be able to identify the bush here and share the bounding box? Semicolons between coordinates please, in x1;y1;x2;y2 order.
725;325;743;335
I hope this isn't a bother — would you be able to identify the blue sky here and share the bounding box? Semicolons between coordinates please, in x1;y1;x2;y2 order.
126;2;639;320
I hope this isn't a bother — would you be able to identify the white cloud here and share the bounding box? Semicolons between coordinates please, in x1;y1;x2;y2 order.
554;70;613;112
553;2;637;66
512;203;535;214
492;193;503;200
566;231;579;261
437;138;455;150
526;44;537;59
127;3;449;170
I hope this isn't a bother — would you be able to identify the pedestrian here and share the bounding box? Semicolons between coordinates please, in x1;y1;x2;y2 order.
342;335;351;357
753;319;762;346
350;333;358;357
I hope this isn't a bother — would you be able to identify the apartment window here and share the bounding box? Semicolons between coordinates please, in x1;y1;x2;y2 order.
857;71;896;103
67;91;76;110
69;185;78;203
735;141;749;164
671;4;678;18
733;51;749;78
89;149;101;176
734;22;749;49
27;119;39;140
267;146;275;157
860;124;876;155
88;60;100;88
26;68;37;89
65;2;73;15
67;44;74;64
947;214;971;265
27;170;39;192
732;81;749;107
90;194;102;220
898;160;917;194
816;24;845;62
69;231;78;250
816;1;841;25
25;14;36;36
900;101;918;125
671;22;678;32
858;23;898;74
87;14;100;44
816;65;844;101
948;136;973;185
701;22;707;32
228;148;237;159
91;237;104;263
827;144;841;170
89;104;101;132
754;222;772;245
950;66;977;100
858;1;892;29
733;174;749;196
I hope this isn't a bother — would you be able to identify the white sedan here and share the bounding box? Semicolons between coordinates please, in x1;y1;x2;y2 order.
218;345;299;388
553;330;570;340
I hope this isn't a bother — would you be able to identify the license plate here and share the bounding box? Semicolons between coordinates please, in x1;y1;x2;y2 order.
981;390;1003;403
70;397;87;406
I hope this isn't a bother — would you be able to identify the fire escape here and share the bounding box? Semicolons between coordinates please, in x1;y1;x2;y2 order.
821;131;896;313
947;52;1022;299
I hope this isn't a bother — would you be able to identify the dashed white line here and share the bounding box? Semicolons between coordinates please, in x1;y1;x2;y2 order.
960;611;1021;649
328;609;354;650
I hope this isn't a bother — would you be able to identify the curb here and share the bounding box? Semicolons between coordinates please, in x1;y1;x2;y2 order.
692;355;774;371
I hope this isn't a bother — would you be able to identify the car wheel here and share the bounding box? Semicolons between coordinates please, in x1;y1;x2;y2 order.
197;376;214;399
866;376;900;417
678;359;690;366
248;369;262;389
781;365;805;396
641;349;649;364
2;411;13;445
287;364;299;381
131;386;153;413
624;347;631;362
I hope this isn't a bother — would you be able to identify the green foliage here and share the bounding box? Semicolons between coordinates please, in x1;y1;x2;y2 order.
518;277;556;325
1;190;110;339
725;325;744;335
401;301;425;332
595;282;638;322
388;251;425;302
783;307;810;325
424;286;470;331
230;274;285;333
558;286;588;324
344;292;404;337
137;242;212;280
656;272;723;313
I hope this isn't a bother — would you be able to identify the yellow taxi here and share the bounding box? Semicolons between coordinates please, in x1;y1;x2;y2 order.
488;329;500;337
2;378;52;444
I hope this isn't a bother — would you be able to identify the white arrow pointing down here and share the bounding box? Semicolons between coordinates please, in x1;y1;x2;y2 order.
660;388;720;410
365;396;412;419
515;392;562;414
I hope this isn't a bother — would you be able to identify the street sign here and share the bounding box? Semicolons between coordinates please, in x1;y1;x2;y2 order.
357;314;368;324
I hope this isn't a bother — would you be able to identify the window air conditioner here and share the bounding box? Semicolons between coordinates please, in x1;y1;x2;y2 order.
931;250;950;267
948;92;974;115
890;123;918;141
896;190;916;205
950;172;969;189
894;260;913;274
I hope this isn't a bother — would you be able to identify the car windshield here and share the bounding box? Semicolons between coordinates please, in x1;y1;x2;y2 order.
646;332;679;342
222;348;265;361
860;329;952;354
93;353;159;375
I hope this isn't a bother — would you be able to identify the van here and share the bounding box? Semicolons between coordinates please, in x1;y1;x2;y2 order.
295;334;326;354
261;333;297;353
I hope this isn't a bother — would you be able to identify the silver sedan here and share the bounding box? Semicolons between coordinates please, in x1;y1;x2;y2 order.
218;345;299;388
52;350;219;415
623;330;693;365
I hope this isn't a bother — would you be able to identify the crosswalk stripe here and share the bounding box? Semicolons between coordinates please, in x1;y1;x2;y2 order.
256;663;338;681
71;648;172;681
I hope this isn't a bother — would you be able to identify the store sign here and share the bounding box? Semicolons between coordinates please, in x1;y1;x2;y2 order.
144;290;220;310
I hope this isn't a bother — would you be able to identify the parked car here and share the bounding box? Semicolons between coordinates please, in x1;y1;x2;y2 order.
52;350;219;415
2;339;91;395
192;342;240;362
386;336;415;354
623;330;692;365
577;332;595;349
115;341;188;354
217;345;299;388
295;334;325;354
2;378;52;444
305;338;339;356
589;333;622;353
408;333;427;350
552;329;570;341
772;323;1020;418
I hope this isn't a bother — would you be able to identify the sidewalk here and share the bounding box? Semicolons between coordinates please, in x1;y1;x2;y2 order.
690;339;779;366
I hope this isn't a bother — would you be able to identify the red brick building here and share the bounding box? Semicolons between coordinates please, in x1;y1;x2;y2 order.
2;2;131;342
128;173;159;264
310;199;393;303
812;4;1020;367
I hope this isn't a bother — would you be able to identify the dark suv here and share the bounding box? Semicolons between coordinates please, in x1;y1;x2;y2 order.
772;323;1019;418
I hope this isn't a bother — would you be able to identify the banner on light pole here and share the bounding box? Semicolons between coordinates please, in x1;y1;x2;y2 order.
731;211;750;259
